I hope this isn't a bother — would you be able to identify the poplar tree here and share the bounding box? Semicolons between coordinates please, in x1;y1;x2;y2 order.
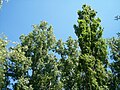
74;5;109;89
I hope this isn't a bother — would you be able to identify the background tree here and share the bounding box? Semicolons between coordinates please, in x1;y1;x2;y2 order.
108;32;120;89
0;35;8;89
8;21;62;90
9;44;33;90
74;4;109;89
55;37;80;89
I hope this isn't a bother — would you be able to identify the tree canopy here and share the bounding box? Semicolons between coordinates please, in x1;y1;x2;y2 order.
0;4;120;90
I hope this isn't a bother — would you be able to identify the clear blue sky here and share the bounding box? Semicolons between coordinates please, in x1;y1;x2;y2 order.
0;0;120;42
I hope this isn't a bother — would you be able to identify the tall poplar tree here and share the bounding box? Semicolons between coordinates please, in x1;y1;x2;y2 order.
74;5;109;89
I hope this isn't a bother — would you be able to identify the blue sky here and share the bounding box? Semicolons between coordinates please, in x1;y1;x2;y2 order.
0;0;120;42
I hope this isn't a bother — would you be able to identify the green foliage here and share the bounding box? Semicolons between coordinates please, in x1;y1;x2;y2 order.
74;4;108;89
0;35;8;89
108;33;120;89
8;44;32;89
1;4;120;90
55;37;80;89
8;21;62;90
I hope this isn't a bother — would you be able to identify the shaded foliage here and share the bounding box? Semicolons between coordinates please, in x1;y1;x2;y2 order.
108;33;120;89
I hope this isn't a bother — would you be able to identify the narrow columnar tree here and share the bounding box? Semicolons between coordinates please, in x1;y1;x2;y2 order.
74;5;109;89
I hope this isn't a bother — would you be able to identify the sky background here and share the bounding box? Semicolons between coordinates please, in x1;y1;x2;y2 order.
0;0;120;43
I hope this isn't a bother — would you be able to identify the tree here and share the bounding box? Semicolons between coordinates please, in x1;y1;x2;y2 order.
108;33;120;89
8;21;62;90
55;37;80;89
74;4;109;89
8;44;33;90
0;35;8;89
0;4;114;90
